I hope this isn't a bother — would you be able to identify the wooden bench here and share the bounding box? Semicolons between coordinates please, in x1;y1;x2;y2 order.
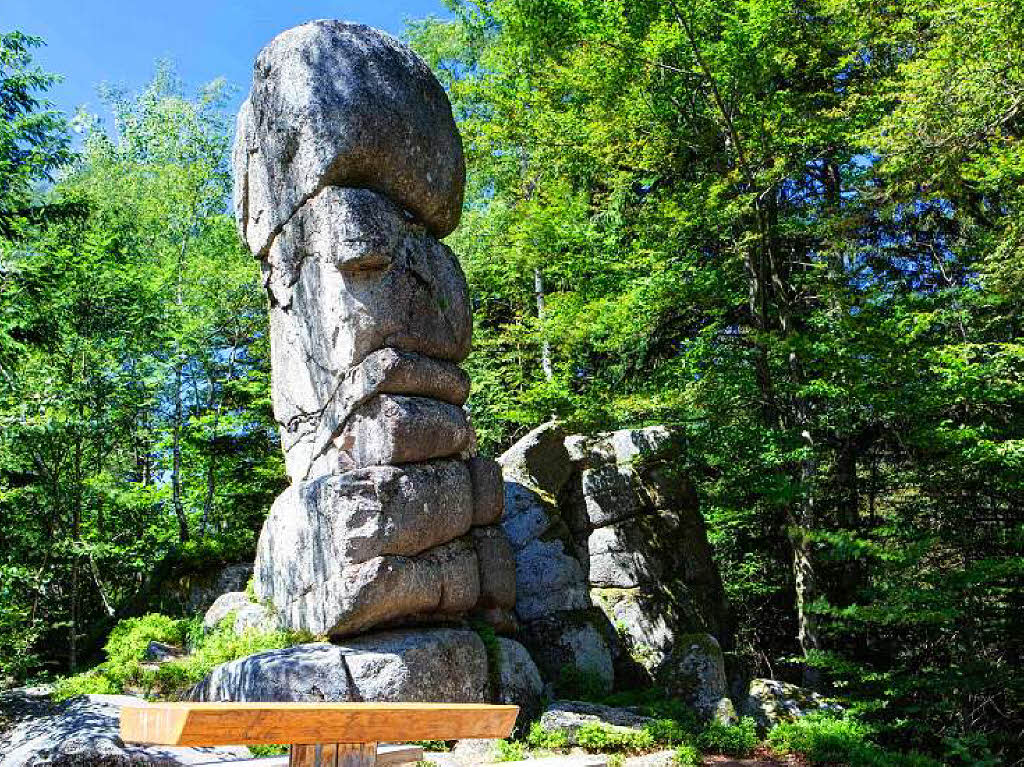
121;701;519;767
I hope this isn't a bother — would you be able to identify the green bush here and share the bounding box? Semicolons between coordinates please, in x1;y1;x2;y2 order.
249;745;288;757
767;714;942;767
494;739;526;762
51;613;309;701
103;613;187;685
51;671;119;701
575;722;655;753
644;717;693;747
672;743;702;766
526;722;569;749
697;717;757;757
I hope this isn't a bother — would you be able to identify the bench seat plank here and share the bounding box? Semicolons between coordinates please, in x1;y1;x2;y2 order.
120;702;518;746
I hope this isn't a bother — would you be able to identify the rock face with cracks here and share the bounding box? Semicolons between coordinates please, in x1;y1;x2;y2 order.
237;20;514;642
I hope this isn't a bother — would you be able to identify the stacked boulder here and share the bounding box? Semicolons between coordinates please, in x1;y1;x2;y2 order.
191;20;535;709
500;422;735;720
234;20;515;641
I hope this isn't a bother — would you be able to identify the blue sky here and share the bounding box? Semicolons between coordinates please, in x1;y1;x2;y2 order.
3;0;451;122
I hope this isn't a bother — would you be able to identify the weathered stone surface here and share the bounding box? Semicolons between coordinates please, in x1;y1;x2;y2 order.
741;678;842;730
232;603;281;635
190;644;354;702
499;421;573;494
587;522;664;589
177;562;253;615
191;629;488;704
0;694;249;766
255;460;475;633
271;537;480;638
590;588;675;670
293;346;471;482
502;482;558;551
518;610;615;694
495;638;544;729
144;641;185;663
341;629;488;703
336;395;473;469
539;701;653;745
268;192;472;481
203;591;251;632
657;633;731;722
514;538;591;622
235;21;465;254
233;19;521;662
470;526;516;610
469;456;504;526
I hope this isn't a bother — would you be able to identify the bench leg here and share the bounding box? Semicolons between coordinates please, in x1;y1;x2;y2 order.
289;742;377;767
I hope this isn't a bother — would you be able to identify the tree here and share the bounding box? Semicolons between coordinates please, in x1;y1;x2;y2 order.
0;62;283;677
408;1;1023;760
0;31;74;238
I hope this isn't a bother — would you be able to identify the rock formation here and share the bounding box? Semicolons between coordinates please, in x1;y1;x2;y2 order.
500;422;733;717
234;20;515;639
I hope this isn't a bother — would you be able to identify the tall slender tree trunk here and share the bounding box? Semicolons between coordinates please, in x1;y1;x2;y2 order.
171;361;188;542
534;267;553;382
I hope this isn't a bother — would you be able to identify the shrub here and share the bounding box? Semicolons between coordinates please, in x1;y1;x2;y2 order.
767;713;943;767
575;722;654;753
644;717;693;746
673;743;702;766
249;744;288;757
103;613;186;685
51;671;119;701
51;613;310;701
494;739;526;761
526;722;569;749
697;717;757;757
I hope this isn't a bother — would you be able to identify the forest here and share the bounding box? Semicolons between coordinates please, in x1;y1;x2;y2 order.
0;1;1021;765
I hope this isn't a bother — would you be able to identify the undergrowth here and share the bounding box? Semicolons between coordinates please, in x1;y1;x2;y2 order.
52;612;309;701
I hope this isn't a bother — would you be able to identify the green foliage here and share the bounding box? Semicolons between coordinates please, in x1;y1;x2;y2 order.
696;718;757;758
493;739;527;762
526;722;569;749
575;722;654;753
672;743;702;767
51;670;119;701
49;612;307;700
768;714;943;767
0;59;284;682
0;31;73;236
102;614;185;684
407;1;1024;762
248;745;288;757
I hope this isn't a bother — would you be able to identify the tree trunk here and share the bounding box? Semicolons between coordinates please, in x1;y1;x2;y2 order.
172;361;189;543
534;267;553;382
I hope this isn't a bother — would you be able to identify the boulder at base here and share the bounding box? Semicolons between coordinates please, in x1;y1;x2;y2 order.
0;694;249;767
190;628;490;703
656;633;735;724
538;700;653;746
741;678;843;730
